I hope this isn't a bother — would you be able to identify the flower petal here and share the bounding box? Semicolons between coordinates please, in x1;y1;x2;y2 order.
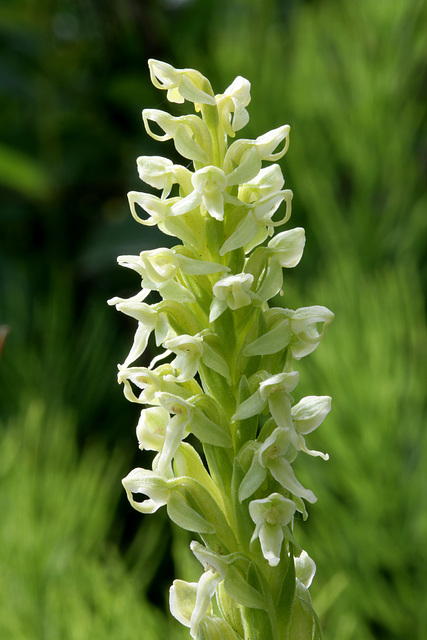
267;457;317;503
268;228;306;268
169;580;198;628
136;406;170;452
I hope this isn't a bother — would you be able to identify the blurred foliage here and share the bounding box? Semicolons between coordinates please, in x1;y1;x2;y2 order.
293;260;427;639
0;400;188;640
0;0;426;638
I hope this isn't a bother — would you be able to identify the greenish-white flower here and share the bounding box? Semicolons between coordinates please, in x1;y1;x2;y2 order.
122;467;170;514
169;579;202;631
238;164;284;202
295;550;316;589
216;75;251;136
172;166;231;221
117;249;195;303
233;371;299;429
209;272;254;321
149;392;233;471
190;541;267;610
117;365;163;404
154;393;193;476
122;468;215;533
220;182;293;255
136;155;192;198
238;426;317;505
127;190;181;226
249;493;296;566
142;109;212;164
163;334;204;382
291;395;331;460
224;125;290;186
289;305;335;359
148;59;216;105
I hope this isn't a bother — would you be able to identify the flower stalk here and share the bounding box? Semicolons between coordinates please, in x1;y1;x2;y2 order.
110;59;333;640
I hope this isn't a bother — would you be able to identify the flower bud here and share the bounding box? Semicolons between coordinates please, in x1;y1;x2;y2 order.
291;396;332;435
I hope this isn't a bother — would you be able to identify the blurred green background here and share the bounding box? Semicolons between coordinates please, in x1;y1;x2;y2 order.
1;0;426;638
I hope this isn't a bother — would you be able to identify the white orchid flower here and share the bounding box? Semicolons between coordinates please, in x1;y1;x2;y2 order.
163;334;204;382
249;493;296;566
171;165;243;221
209;272;254;321
233;371;299;429
289;305;335;359
220;166;293;255
154;393;194;476
224;125;291;186
136;155;193;199
216;75;251;137
142;109;212;164
238;426;317;505
127;190;180;226
122;467;170;514
116;248;195;303
117;365;162;404
295;550;316;590
122;468;215;534
291;395;331;460
148;59;216;106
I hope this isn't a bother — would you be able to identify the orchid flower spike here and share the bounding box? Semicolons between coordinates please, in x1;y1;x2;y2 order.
112;59;333;640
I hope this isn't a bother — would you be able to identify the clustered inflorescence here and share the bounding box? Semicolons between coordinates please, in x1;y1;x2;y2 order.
109;60;333;640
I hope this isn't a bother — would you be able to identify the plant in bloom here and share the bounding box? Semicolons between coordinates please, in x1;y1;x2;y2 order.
110;59;334;640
